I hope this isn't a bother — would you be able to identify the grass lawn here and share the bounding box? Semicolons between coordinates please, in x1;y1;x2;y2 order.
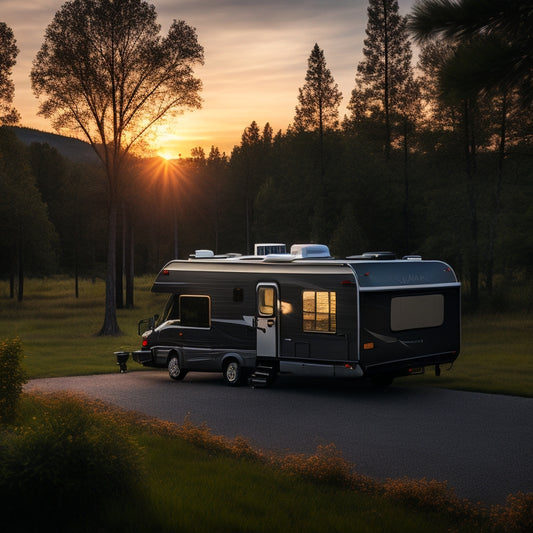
0;276;168;378
397;312;533;397
1;276;531;396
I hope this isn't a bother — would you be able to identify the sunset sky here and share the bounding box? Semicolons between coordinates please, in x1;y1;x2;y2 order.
4;0;415;157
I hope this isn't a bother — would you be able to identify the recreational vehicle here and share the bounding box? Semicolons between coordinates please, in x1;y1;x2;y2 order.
126;244;460;387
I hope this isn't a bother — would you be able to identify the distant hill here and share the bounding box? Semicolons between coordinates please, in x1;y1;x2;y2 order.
9;126;99;164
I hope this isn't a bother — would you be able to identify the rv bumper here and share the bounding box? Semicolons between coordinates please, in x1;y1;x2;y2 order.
133;350;154;365
363;351;459;377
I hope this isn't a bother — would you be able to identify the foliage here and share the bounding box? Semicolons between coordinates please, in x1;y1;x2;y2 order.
0;22;19;125
0;127;58;299
31;0;204;153
0;337;27;424
293;43;343;134
408;0;533;108
490;493;533;533
0;393;145;531
346;0;416;158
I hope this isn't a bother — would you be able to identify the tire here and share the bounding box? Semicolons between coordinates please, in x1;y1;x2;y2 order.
168;354;187;381
223;360;246;387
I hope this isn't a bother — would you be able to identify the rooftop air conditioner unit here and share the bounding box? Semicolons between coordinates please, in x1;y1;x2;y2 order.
290;244;331;259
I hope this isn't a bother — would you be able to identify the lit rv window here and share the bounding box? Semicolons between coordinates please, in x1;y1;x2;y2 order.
303;291;336;333
390;294;444;331
179;295;210;328
258;287;275;316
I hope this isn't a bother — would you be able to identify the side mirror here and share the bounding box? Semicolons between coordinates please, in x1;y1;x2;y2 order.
137;318;149;335
138;314;159;335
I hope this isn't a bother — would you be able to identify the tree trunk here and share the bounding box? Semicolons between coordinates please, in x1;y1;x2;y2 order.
17;242;23;302
116;204;124;309
463;99;479;309
383;0;391;161
125;211;135;309
9;254;15;299
98;201;122;336
74;236;79;298
486;95;507;294
403;117;410;254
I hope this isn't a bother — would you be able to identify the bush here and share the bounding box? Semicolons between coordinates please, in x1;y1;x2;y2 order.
491;492;533;533
0;394;144;531
0;337;27;424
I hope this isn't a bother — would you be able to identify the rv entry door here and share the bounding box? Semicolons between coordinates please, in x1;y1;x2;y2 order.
256;283;279;358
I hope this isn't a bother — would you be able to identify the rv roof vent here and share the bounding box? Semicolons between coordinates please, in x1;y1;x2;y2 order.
263;253;295;262
254;243;287;256
192;249;215;259
290;244;331;259
403;254;422;261
347;251;396;260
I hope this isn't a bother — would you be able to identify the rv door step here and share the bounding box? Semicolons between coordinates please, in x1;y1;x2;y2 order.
249;362;277;388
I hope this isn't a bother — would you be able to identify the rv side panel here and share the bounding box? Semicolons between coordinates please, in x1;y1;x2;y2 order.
277;278;358;363
358;285;460;375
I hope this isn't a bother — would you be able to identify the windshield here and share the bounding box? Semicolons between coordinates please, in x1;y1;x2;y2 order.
158;294;180;325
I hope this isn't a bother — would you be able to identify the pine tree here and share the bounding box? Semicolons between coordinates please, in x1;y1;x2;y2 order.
346;0;415;159
294;43;342;139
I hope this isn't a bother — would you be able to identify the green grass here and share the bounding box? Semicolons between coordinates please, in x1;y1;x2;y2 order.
398;313;533;397
0;276;167;378
0;276;532;396
135;432;467;533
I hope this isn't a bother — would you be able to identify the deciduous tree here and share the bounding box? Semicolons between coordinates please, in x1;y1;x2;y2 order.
31;0;204;335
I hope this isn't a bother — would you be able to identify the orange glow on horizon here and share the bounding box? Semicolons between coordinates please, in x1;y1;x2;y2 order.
158;151;178;161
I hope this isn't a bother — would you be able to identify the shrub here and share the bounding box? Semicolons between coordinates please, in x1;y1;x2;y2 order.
0;394;144;530
278;443;376;491
0;337;27;424
491;492;533;533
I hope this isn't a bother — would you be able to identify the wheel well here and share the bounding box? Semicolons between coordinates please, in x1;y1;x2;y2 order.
222;355;238;368
222;353;243;370
167;350;179;364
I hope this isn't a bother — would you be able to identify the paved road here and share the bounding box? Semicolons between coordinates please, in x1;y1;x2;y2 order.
26;370;533;505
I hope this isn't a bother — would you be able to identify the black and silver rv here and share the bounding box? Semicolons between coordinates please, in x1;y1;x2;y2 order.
129;244;460;387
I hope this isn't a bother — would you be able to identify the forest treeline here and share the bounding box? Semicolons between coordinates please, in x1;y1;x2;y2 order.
2;99;532;311
1;0;532;313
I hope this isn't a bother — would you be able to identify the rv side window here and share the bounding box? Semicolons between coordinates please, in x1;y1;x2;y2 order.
179;295;211;328
390;294;444;331
303;291;336;333
258;287;275;316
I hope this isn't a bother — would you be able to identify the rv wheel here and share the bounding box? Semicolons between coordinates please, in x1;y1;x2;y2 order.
223;360;245;387
168;355;187;381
